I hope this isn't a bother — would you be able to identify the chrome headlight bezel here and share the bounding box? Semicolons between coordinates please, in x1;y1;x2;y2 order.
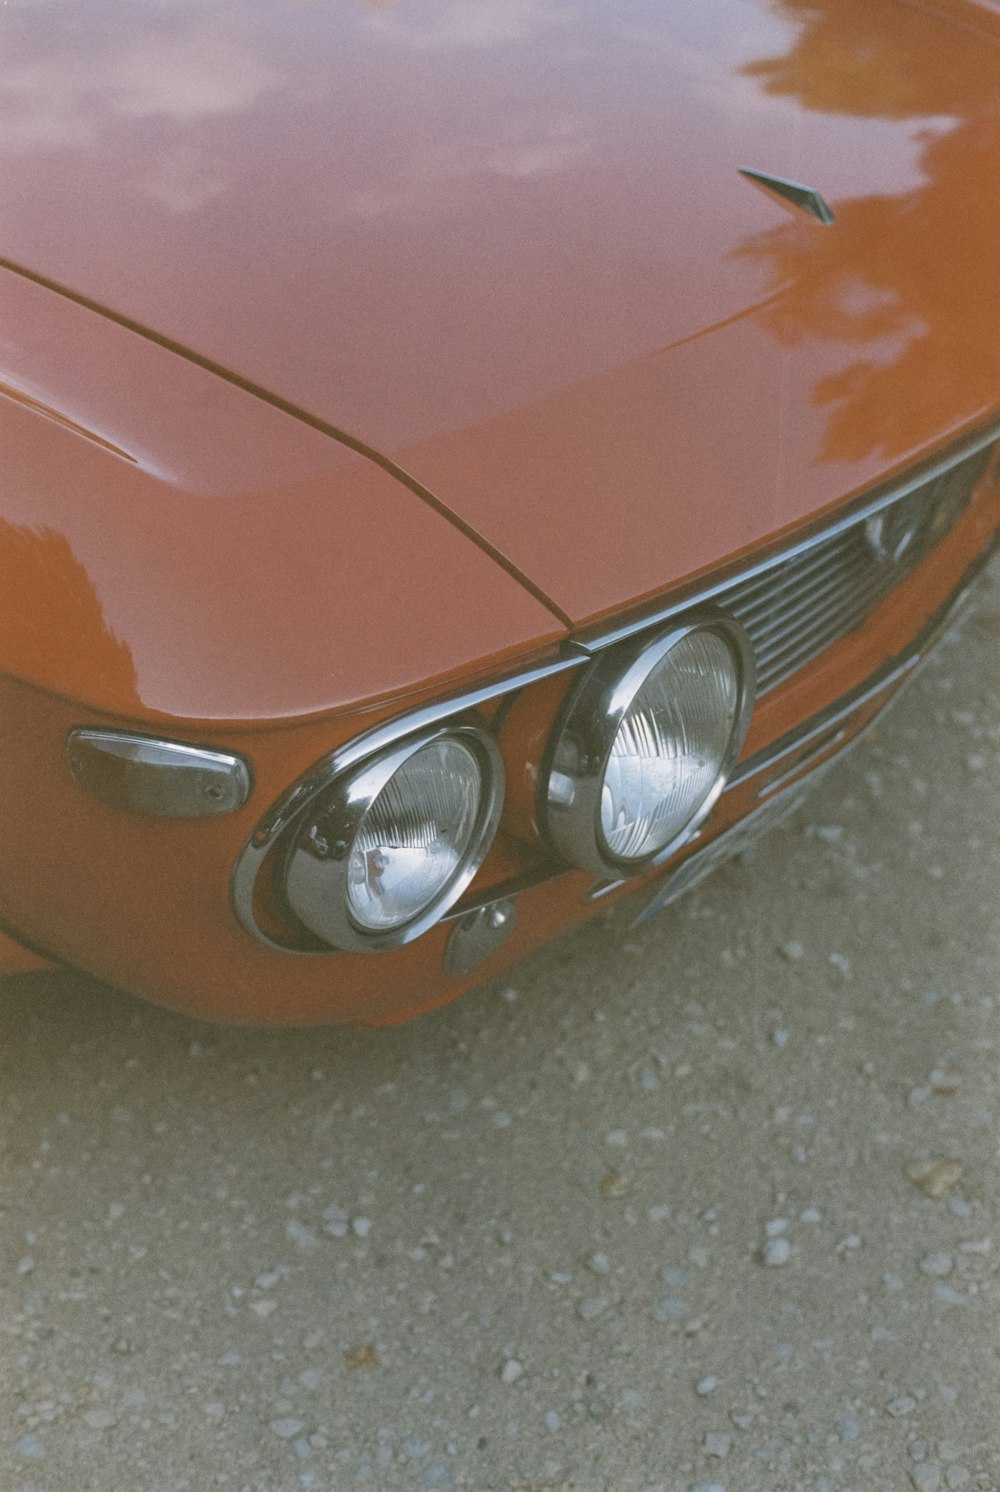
282;723;504;953
540;614;755;880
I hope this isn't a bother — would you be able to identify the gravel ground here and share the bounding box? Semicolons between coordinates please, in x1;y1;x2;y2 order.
2;560;999;1492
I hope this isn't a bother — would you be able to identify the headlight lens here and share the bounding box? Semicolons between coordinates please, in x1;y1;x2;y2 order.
543;618;754;879
284;725;504;951
346;738;482;931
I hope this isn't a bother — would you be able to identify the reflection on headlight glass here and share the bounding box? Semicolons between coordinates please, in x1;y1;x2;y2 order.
347;738;481;930
600;630;738;863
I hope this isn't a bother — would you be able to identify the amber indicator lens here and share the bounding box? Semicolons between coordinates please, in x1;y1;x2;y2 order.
347;738;482;931
599;630;739;865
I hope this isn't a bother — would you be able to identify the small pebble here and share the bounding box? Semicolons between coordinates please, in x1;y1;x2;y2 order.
918;1252;953;1278
887;1395;918;1418
587;1251;610;1275
945;1469;970;1490
322;1211;349;1238
543;1410;560;1433
799;1207;822;1223
695;1375;718;1396
779;940;805;961
770;1028;790;1048
762;1237;791;1267
704;1431;731;1458
499;1359;523;1385
271;1419;305;1440
907;1158;964;1199
911;1469;942;1492
15;1435;45;1461
351;1217;372;1238
764;1218;788;1238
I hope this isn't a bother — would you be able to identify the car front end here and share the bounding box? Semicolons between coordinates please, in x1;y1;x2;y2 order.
2;0;999;1023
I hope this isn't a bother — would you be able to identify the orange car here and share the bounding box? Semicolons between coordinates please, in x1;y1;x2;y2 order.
1;0;998;1025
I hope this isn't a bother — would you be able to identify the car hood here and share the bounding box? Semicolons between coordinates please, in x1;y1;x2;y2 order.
3;0;1000;627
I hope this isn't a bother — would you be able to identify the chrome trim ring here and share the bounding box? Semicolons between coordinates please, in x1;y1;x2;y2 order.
231;653;581;954
540;615;756;880
281;723;504;953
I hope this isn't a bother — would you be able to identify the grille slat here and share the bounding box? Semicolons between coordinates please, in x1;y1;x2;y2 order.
729;538;848;609
714;444;991;693
731;555;865;640
754;588;883;688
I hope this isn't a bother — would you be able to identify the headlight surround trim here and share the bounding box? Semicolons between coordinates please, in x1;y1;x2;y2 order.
282;722;505;952
540;614;756;880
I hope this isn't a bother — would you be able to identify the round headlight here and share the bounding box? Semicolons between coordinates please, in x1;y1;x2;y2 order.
542;617;754;879
284;725;504;951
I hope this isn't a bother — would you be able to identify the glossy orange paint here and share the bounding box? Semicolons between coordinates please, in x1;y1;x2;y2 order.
1;0;999;1021
0;474;996;1025
0;269;564;724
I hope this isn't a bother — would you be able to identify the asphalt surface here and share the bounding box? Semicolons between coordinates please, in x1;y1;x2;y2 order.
2;559;999;1492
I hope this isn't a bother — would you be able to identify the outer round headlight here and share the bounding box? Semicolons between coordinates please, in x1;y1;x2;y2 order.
541;616;754;879
284;725;504;951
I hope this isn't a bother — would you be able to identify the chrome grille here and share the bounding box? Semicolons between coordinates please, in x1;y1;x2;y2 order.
721;444;992;692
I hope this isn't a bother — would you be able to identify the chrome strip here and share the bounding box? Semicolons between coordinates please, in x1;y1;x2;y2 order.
567;420;999;656
729;655;920;791
442;861;563;921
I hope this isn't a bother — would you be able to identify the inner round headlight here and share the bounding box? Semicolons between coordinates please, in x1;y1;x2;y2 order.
347;738;481;931
284;725;504;951
542;617;754;879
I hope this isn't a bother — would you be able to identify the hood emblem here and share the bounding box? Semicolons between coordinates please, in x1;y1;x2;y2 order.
739;167;835;226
